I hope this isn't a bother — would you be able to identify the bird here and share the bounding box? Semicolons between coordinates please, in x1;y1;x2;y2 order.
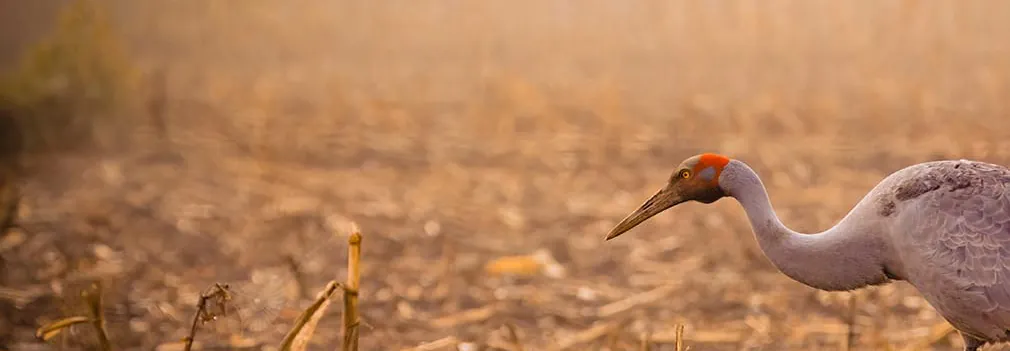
605;153;1010;351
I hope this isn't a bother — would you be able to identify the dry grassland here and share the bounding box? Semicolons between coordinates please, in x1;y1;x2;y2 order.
4;1;1010;350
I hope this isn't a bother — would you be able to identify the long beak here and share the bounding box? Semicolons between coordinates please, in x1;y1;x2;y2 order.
605;186;683;241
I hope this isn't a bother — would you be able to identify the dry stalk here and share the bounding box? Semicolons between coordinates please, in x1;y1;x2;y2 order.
638;328;651;351
279;280;341;351
674;324;685;351
551;319;630;351
82;282;111;351
597;284;677;318
400;336;459;351
605;329;620;350
33;283;112;347
431;304;500;329
652;327;737;344
845;292;858;351
183;283;232;351
343;227;362;351
504;322;525;351
35;316;92;341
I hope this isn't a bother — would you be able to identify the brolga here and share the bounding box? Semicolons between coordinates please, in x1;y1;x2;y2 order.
605;153;1010;351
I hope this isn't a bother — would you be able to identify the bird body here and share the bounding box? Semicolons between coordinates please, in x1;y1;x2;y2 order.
606;154;1010;351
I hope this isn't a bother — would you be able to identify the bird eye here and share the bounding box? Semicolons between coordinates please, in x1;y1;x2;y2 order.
680;170;691;179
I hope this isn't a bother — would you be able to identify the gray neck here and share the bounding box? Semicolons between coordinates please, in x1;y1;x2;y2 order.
719;160;891;291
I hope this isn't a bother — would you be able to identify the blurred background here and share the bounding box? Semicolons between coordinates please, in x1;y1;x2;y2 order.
2;1;1010;350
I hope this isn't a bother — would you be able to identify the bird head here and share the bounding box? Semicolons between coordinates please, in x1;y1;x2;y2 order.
605;153;731;240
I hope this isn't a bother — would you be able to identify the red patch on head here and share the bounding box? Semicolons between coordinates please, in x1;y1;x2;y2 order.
693;153;731;184
697;153;730;168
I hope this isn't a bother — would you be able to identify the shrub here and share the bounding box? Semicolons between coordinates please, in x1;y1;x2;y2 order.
0;0;137;160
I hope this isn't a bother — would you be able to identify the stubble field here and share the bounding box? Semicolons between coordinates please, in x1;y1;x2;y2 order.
3;1;1010;350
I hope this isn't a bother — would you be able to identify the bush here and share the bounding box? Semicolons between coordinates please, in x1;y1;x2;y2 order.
0;0;137;161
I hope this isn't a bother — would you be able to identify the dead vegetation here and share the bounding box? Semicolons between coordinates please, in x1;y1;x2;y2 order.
34;233;360;351
3;1;1010;350
0;0;138;159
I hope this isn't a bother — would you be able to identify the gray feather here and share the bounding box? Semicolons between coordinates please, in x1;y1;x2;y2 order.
898;161;1010;316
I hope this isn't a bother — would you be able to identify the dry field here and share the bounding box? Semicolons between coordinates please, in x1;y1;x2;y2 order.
4;1;1010;350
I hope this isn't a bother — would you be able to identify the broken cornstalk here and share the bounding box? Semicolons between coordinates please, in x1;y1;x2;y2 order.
343;226;362;351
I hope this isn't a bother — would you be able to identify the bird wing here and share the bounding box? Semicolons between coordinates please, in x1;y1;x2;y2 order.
903;161;1010;312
